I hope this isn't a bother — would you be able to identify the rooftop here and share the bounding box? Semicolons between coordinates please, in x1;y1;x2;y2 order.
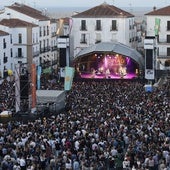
0;30;9;36
6;2;50;20
0;18;38;28
145;5;170;16
72;2;134;18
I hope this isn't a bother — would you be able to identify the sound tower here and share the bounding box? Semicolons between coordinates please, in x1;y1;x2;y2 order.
145;49;153;69
20;74;29;99
59;48;66;67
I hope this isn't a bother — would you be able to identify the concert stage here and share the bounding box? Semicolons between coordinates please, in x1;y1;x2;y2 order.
80;72;137;79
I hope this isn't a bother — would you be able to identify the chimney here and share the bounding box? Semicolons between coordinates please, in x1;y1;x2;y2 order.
153;6;156;11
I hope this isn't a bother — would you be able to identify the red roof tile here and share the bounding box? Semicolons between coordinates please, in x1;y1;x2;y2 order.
0;18;38;27
6;2;50;20
145;6;170;16
0;30;9;36
72;3;134;18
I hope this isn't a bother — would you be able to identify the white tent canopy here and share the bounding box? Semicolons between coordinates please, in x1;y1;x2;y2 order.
36;90;65;104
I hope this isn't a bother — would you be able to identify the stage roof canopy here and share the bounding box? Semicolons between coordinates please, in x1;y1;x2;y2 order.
75;42;144;68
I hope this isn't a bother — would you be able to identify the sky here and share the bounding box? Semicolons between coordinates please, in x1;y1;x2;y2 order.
0;0;169;8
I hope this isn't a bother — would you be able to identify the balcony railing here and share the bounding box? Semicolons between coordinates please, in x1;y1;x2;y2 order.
110;26;118;31
95;26;102;31
80;26;87;31
51;46;58;51
52;59;58;66
158;39;170;44
33;51;40;57
40;46;51;53
51;32;56;37
15;53;24;58
158;53;169;58
45;46;51;52
80;39;87;44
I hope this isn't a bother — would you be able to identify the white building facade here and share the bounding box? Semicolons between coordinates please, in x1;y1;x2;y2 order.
70;3;137;59
0;18;39;73
0;30;13;78
0;2;58;71
145;6;170;70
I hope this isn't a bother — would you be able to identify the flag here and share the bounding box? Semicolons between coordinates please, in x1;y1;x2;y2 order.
31;64;36;108
154;18;160;36
37;66;41;90
69;17;73;34
64;66;75;91
15;64;20;113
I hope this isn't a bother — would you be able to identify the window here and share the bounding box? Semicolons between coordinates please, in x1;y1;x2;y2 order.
111;20;117;31
81;20;86;31
43;26;46;36
36;33;38;43
18;33;22;43
10;34;12;44
4;57;8;63
10;48;13;58
3;38;6;49
167;47;170;56
47;26;49;35
96;20;101;31
43;40;45;48
3;52;7;63
80;34;86;43
33;33;35;43
167;21;170;30
129;19;133;30
167;35;170;43
18;48;22;58
40;27;42;37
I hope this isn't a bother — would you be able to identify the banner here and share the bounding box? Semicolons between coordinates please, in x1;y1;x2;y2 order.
15;64;20;113
145;69;155;80
31;64;36;108
64;66;75;91
154;18;160;36
37;66;41;90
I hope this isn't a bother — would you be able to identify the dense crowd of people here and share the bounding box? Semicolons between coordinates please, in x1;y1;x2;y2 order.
0;78;15;113
0;77;169;170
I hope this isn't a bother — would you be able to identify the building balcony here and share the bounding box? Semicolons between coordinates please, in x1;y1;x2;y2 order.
51;59;58;66
51;32;56;37
110;27;118;31
80;27;87;31
33;51;40;57
40;46;51;53
158;39;170;44
40;48;45;53
80;39;87;44
51;46;58;51
158;53;170;59
45;46;51;52
95;26;102;31
15;53;24;58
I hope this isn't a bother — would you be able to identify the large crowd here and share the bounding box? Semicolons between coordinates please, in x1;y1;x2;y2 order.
0;78;15;113
0;77;169;170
